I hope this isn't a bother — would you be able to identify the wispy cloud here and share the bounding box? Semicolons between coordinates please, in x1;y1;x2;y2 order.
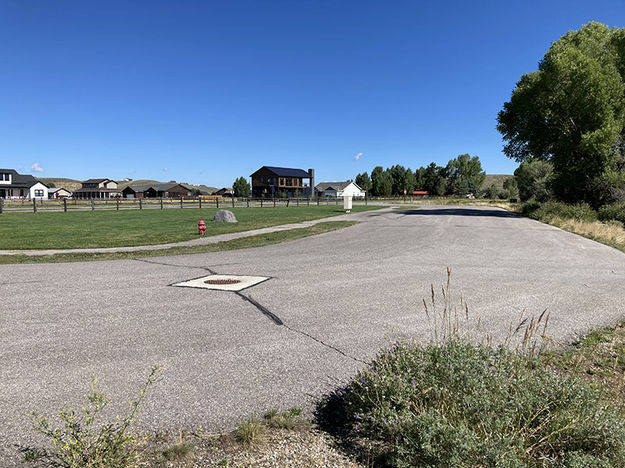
353;152;364;161
30;162;44;173
162;167;169;172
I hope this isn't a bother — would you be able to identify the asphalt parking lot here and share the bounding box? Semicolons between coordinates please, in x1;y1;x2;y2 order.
2;205;625;463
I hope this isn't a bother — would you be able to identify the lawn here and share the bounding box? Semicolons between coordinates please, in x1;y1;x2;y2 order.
0;205;380;249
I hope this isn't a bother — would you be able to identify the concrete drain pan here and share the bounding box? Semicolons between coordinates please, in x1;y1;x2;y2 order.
172;274;270;291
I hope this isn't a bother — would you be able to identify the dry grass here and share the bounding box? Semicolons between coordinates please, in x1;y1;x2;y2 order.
545;216;625;253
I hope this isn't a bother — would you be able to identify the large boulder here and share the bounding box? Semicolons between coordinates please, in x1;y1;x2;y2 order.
213;209;238;223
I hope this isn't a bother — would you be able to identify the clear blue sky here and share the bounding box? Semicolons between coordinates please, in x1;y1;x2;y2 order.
1;1;623;187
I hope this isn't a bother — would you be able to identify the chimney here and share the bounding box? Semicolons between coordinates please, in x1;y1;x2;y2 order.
308;168;315;197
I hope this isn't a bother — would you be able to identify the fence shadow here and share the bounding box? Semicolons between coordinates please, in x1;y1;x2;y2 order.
401;208;520;218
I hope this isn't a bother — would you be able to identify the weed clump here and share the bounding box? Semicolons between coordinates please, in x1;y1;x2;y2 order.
29;366;162;468
235;418;266;446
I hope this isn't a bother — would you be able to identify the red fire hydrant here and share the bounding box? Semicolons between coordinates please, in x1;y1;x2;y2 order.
198;219;206;235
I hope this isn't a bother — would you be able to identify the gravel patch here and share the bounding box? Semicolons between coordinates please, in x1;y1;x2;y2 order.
192;429;363;467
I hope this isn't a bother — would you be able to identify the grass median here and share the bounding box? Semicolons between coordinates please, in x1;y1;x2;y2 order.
0;221;358;264
0;205;380;250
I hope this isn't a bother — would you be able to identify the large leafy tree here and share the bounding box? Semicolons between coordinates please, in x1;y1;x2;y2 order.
355;172;372;194
514;159;554;202
497;22;625;206
232;176;251;197
444;154;486;196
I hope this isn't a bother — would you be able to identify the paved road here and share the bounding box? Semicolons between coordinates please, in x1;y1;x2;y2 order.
2;205;625;463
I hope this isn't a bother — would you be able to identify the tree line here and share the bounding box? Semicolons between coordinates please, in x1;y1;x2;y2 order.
355;154;486;197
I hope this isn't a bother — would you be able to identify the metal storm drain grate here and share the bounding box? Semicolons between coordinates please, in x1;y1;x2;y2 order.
173;274;269;291
204;278;241;285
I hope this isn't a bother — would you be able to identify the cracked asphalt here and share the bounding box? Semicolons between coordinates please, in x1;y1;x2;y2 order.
2;205;625;464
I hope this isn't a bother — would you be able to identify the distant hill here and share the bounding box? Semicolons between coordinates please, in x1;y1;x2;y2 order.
481;174;513;190
36;178;82;192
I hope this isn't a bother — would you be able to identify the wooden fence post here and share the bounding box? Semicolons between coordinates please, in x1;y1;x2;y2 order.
0;198;3;214
139;198;143;210
296;198;299;207
365;193;367;205
33;199;37;213
116;198;120;210
91;198;95;211
273;197;276;208
232;196;235;208
180;197;183;209
63;198;67;212
199;197;202;209
260;198;263;208
216;198;219;209
307;197;310;206
246;198;249;208
286;199;290;207
317;197;319;206
160;197;163;210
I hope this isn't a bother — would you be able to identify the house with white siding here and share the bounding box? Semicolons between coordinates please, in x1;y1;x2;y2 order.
315;181;366;198
0;168;49;200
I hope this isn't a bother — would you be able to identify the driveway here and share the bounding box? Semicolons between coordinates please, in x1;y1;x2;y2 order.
2;205;625;463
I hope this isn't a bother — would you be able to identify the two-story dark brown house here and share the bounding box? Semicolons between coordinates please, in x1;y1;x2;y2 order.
250;166;314;197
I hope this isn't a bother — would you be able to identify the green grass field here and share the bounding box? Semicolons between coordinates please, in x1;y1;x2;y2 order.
0;206;379;250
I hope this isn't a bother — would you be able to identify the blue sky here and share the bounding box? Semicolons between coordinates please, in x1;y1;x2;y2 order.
1;1;623;187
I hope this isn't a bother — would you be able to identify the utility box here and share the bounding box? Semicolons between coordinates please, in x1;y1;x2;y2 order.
343;195;352;213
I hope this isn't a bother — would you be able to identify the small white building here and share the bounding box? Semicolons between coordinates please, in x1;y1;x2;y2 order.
0;168;49;200
48;187;72;199
315;181;366;198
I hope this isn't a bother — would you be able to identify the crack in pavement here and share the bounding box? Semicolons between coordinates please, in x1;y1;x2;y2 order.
133;258;217;274
135;258;366;365
237;292;367;365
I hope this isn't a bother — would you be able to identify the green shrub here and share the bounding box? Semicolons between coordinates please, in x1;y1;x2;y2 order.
520;200;598;222
326;341;625;467
598;202;625;224
30;366;162;468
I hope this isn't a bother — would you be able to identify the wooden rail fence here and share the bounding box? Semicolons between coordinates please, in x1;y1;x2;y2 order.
0;195;368;214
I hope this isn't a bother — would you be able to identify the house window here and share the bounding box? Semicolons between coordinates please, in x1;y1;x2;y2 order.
0;173;9;181
34;189;44;197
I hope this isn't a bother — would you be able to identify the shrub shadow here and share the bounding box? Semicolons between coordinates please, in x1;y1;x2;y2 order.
401;208;520;218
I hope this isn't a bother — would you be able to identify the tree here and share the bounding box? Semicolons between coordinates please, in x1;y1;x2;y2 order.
423;163;446;196
405;169;417;194
377;170;393;197
514;159;554;202
445;154;486;196
497;22;625;206
232;176;251;197
502;177;519;200
389;165;411;195
484;184;500;199
414;167;426;189
370;166;384;196
355;172;372;194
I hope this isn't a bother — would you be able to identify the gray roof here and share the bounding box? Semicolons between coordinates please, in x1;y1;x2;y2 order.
123;183;188;193
0;169;47;188
83;178;114;184
251;166;312;178
315;181;357;191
